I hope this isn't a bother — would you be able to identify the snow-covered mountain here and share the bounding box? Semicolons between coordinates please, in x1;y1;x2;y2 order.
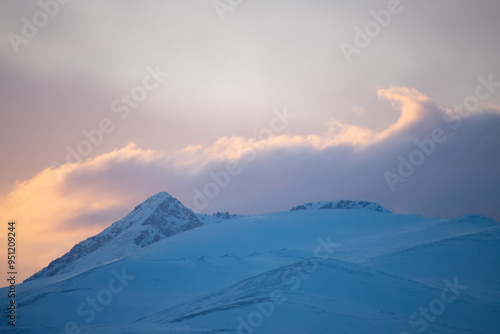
25;192;205;283
2;192;500;334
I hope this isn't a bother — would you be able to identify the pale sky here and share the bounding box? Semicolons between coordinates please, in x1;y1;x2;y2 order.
1;0;500;282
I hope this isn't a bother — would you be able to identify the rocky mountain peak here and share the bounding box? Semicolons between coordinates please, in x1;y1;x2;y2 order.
25;192;203;282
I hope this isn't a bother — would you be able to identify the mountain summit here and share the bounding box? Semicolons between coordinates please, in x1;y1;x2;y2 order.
25;192;203;282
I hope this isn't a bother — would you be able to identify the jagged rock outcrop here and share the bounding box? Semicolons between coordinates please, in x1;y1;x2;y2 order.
290;200;391;213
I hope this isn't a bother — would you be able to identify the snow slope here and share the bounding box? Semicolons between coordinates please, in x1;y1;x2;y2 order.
1;193;499;333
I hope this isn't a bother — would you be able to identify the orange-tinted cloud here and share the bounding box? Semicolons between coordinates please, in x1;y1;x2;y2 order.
0;143;166;282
